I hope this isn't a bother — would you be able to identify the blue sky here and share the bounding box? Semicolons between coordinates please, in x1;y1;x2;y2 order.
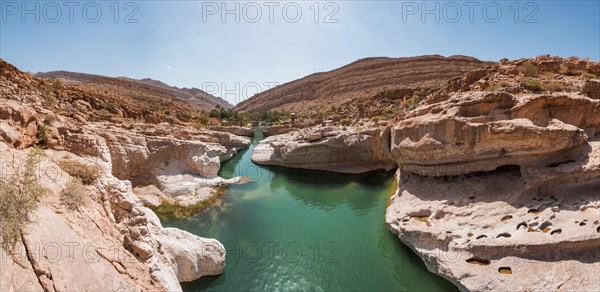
1;1;599;104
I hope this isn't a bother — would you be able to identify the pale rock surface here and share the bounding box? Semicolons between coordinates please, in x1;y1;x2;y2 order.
386;84;600;291
252;126;396;173
209;125;254;137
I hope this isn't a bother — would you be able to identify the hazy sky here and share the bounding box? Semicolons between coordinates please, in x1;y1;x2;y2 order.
1;1;598;104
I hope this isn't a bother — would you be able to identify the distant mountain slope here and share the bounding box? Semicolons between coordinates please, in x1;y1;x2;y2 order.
33;71;231;110
235;55;487;113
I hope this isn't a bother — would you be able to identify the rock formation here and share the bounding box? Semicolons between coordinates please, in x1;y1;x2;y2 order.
209;125;254;137
252;125;396;173
385;56;600;291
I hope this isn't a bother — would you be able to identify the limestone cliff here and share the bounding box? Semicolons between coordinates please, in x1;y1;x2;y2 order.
385;56;600;291
252;125;395;173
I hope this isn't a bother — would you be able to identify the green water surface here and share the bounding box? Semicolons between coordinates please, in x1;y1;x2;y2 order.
164;130;456;292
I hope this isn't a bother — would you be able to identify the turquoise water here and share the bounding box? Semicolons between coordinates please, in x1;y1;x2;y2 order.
165;130;456;291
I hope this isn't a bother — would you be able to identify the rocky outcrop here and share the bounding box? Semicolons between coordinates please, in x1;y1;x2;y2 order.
0;99;40;148
391;92;597;176
385;58;600;291
57;124;250;200
209;126;254;137
252;125;396;173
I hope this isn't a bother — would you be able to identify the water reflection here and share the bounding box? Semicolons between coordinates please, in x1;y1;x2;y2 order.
169;129;456;292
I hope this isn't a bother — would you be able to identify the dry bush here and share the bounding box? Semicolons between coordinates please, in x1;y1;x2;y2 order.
519;63;539;77
61;178;84;210
0;149;45;253
521;79;543;92
58;160;101;185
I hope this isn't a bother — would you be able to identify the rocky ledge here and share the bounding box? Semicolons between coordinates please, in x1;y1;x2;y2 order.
252;125;396;173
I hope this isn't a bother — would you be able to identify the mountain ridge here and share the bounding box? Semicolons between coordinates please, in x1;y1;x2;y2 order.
235;54;488;113
32;70;232;110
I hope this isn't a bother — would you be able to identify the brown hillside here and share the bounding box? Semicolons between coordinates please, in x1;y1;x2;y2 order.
34;71;231;110
235;55;487;113
2;59;205;125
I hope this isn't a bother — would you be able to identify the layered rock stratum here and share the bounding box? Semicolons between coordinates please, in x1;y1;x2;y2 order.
235;55;486;114
0;59;249;291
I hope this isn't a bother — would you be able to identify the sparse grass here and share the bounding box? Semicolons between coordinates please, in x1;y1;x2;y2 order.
154;185;227;219
0;149;45;253
485;84;501;92
383;107;396;118
541;82;564;92
58;160;101;185
61;178;84;210
43;113;57;125
340;118;350;126
191;121;205;130
41;94;58;109
583;72;598;79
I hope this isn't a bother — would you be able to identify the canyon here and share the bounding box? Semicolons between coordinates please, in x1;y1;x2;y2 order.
2;55;599;291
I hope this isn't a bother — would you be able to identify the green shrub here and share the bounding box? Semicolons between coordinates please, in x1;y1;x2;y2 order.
383;107;397;118
520;63;539;77
485;84;501;92
37;124;49;146
198;114;209;125
52;79;63;90
43;113;57;125
61;178;84;210
58;160;101;185
154;185;227;219
541;82;564;92
583;72;598;79
0;149;45;253
521;79;543;92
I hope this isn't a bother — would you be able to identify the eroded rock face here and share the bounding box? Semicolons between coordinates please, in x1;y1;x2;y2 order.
104;177;226;290
60;125;250;199
209;126;254;137
252;126;396;173
386;70;600;290
391;92;596;176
